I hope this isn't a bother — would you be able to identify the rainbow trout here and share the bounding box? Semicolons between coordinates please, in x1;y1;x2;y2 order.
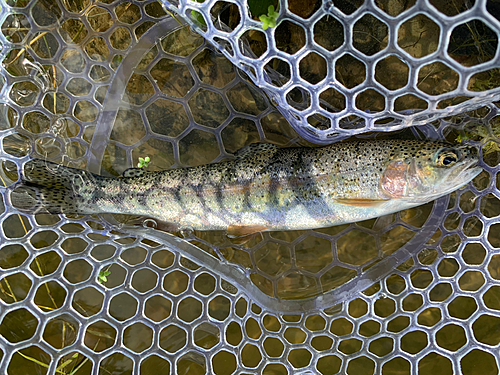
12;140;481;236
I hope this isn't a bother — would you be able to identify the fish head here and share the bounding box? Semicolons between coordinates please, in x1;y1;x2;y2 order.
380;141;482;202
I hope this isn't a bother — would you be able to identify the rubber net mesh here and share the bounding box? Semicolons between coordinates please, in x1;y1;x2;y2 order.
0;0;499;374
165;0;500;143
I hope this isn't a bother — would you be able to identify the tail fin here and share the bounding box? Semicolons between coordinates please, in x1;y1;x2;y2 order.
11;159;96;215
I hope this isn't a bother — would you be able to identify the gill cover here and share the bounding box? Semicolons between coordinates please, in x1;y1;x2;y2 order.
380;160;410;198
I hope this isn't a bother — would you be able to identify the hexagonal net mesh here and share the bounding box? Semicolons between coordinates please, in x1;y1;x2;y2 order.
164;0;500;143
0;0;499;374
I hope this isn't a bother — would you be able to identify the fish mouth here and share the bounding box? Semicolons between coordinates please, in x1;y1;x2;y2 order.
435;159;482;198
409;157;482;203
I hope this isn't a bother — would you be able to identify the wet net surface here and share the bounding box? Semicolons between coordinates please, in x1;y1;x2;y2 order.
0;0;499;374
166;0;500;143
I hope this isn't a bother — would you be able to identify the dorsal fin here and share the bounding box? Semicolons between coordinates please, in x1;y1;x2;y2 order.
234;143;277;160
123;168;145;178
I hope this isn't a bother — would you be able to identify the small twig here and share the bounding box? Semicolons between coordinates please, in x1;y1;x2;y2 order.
352;30;384;44
417;67;435;88
87;11;110;18
401;30;427;49
16;352;51;371
73;300;91;317
34;258;58;309
0;278;17;302
3;28;31;31
68;352;93;375
72;23;85;42
55;353;78;373
163;5;183;26
86;328;115;340
9;31;48;65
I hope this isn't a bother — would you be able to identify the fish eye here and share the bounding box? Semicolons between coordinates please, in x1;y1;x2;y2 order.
435;149;459;167
443;156;456;165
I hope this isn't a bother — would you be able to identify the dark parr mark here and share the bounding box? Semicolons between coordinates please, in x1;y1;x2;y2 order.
285;148;334;218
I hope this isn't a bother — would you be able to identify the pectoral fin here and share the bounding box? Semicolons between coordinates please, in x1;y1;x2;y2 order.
227;224;268;237
335;198;389;207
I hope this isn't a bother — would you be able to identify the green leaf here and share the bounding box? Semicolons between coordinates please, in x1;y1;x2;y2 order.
98;269;111;284
261;19;269;30
137;156;151;168
191;10;206;27
248;0;278;18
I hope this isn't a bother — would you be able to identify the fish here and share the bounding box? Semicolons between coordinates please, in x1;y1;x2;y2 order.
11;139;482;236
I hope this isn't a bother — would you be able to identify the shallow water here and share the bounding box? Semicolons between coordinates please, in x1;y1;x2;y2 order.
1;0;500;374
